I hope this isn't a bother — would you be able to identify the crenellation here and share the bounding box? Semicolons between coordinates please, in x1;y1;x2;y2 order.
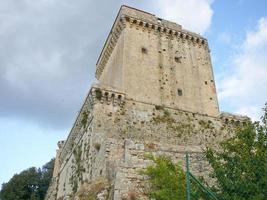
96;6;208;80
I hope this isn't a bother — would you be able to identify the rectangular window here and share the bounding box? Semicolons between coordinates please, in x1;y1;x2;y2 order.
177;89;183;96
174;56;182;63
141;47;147;54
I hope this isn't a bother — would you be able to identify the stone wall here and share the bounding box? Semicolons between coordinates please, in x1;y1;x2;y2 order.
46;86;248;200
97;5;219;117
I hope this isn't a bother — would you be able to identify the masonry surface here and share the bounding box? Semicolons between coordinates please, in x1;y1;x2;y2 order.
45;5;249;200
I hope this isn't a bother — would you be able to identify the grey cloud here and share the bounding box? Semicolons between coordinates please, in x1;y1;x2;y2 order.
0;0;126;129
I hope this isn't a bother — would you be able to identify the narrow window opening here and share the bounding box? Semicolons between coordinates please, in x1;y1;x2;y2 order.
174;56;182;63
205;81;208;85
141;47;147;54
105;92;109;101
177;89;183;96
210;97;213;100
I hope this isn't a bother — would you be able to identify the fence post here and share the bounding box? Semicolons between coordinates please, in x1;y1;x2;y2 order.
186;152;191;200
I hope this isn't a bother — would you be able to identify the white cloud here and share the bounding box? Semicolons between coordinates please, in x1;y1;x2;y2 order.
218;17;267;121
0;0;124;129
156;0;214;34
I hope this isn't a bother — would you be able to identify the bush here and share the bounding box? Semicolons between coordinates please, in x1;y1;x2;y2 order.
141;155;186;200
205;103;267;200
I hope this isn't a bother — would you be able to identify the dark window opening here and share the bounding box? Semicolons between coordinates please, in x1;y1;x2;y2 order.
163;49;166;51
141;47;147;54
177;89;183;96
205;81;208;85
174;56;182;63
210;80;214;82
210;97;213;100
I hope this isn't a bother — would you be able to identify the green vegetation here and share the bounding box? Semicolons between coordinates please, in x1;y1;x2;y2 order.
206;104;267;200
199;120;214;129
141;155;186;200
0;159;55;200
81;111;88;128
75;178;109;200
70;144;86;193
153;109;175;124
152;109;193;135
143;104;267;200
95;88;102;100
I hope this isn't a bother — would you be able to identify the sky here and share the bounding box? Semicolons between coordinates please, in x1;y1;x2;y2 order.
0;0;267;185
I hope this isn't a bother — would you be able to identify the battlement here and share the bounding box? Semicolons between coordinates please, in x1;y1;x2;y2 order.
96;5;208;80
58;85;126;166
91;86;126;106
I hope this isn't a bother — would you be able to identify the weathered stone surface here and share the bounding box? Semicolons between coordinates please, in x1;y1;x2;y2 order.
45;5;249;200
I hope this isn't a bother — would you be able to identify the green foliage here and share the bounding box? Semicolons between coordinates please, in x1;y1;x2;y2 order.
141;155;186;200
152;110;192;135
0;159;55;200
81;111;88;128
70;145;85;193
206;103;267;200
95;88;102;100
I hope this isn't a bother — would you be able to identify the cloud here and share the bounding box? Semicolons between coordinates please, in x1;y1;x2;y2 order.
218;17;267;120
156;0;214;34
0;0;215;130
0;0;124;129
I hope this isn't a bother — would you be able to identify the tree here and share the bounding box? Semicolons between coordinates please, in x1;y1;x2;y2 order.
0;159;55;200
141;155;186;200
38;159;55;198
206;104;267;200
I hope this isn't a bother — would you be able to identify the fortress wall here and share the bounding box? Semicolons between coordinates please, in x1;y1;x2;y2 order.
99;31;125;91
123;23;159;104
122;21;219;117
56;128;108;199
52;87;248;199
92;94;240;147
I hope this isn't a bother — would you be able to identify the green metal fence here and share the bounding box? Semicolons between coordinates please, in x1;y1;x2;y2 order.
185;152;219;200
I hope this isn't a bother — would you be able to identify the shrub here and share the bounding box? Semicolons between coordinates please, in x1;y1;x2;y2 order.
141;155;186;200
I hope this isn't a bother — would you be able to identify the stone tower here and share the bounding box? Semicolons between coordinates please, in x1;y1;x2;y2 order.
97;6;219;117
45;5;248;200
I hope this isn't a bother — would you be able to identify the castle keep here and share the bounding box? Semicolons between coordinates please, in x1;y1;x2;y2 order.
46;6;248;200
